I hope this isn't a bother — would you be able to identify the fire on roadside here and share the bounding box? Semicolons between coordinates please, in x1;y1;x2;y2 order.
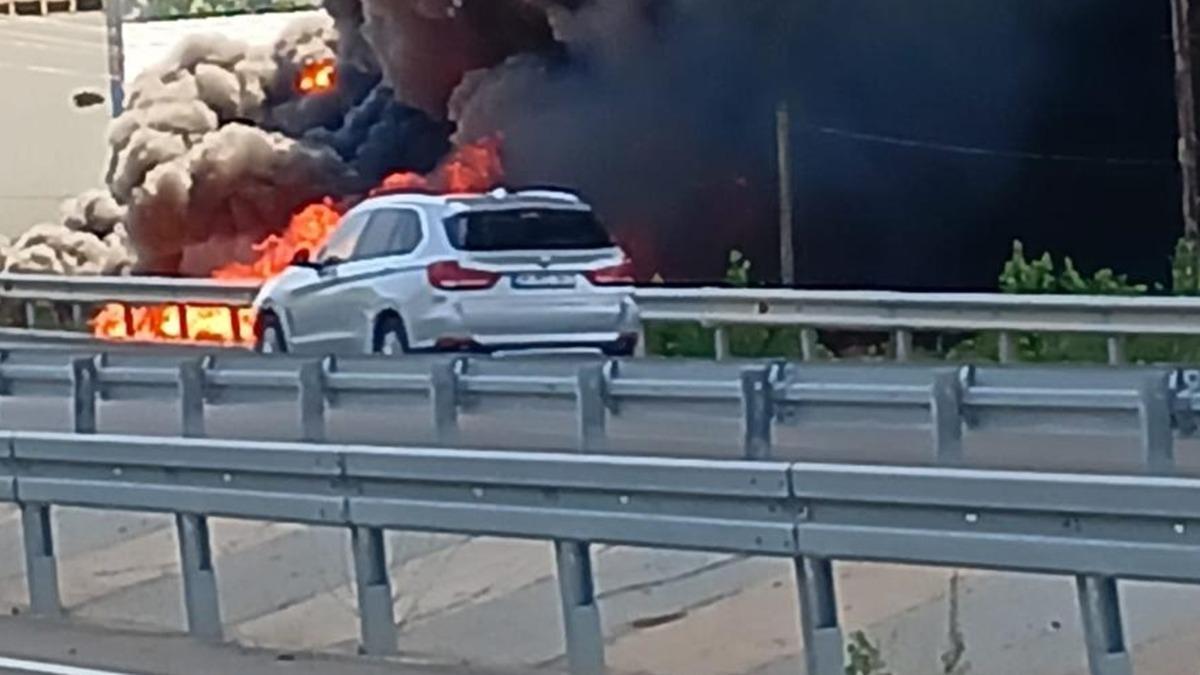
90;137;506;347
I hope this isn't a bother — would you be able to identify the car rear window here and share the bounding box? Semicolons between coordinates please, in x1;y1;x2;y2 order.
443;209;613;251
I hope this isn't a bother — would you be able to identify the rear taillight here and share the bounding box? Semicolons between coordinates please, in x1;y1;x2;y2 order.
585;257;635;286
427;260;500;290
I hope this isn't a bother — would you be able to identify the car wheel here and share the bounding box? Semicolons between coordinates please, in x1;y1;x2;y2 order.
373;315;409;356
256;313;287;354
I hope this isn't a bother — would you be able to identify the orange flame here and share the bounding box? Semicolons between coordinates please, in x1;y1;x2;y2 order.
297;59;337;95
91;138;505;346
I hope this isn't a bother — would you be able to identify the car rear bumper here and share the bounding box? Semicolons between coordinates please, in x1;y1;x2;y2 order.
429;332;639;356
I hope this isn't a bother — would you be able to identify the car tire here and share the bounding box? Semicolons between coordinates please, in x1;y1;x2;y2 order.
256;313;287;354
373;315;410;356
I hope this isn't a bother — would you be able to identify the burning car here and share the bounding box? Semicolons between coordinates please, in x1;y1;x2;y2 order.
251;187;641;356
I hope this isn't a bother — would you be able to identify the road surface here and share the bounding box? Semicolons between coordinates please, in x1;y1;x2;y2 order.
2;386;1200;673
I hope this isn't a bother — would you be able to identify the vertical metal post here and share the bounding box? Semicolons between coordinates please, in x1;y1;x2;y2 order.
1076;575;1132;675
351;526;397;655
70;357;97;434
176;513;222;640
740;367;773;460
430;360;459;444
777;100;796;286
930;370;964;465
22;302;35;329
1106;336;1126;366
554;540;605;675
893;329;914;362
104;0;125;117
70;303;83;328
713;325;731;361
297;360;326;443
178;359;205;438
634;325;647;358
1171;0;1200;239
29;357;96;615
576;364;608;453
20;504;61;617
998;332;1018;364
795;557;843;675
176;303;190;342
1139;373;1174;474
800;328;820;362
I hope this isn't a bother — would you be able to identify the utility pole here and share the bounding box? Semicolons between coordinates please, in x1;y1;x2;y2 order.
777;100;795;286
104;0;125;117
1171;0;1199;239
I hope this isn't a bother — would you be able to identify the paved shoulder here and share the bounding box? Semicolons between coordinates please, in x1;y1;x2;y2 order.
0;615;514;675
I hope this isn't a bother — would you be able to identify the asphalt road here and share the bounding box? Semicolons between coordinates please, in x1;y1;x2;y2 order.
2;387;1200;673
0;12;110;237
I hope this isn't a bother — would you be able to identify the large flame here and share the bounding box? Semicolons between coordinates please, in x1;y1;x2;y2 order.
91;138;505;346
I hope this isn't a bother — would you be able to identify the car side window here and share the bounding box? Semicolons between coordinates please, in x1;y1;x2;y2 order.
352;208;423;260
316;212;368;265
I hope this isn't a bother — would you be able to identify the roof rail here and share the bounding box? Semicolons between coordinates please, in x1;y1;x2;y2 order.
510;186;583;203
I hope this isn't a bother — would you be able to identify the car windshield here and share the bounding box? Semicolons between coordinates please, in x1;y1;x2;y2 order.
443;208;613;251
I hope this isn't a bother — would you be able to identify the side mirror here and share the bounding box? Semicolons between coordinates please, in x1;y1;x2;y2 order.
290;249;311;266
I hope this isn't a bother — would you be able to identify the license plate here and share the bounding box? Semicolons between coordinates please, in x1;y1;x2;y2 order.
511;272;577;289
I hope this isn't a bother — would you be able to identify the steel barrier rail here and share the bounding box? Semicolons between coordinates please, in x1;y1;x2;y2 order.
8;271;1200;364
1;430;1196;675
0;273;260;305
633;287;1200;363
0;347;1194;471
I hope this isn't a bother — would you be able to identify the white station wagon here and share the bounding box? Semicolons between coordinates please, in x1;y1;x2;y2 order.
251;188;641;356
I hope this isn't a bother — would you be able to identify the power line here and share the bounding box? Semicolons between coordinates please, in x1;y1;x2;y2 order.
804;123;1174;167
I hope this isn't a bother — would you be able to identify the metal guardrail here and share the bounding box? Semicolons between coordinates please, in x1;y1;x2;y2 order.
7;272;1200;363
633;287;1200;363
0;273;259;305
0;430;1195;675
1;348;1197;469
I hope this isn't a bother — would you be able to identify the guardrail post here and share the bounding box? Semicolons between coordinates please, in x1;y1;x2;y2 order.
178;358;206;438
893;329;914;362
713;325;731;361
298;360;326;443
740;367;773;460
20;504;61;617
1076;576;1131;675
176;513;222;640
576;363;608;453
1139;373;1174;474
1106;336;1126;366
70;357;97;434
800;328;820;362
998;332;1018;364
634;325;647;358
554;540;604;675
22;301;35;329
931;370;964;465
70;303;83;328
430;359;460;444
795;557;843;675
351;526;397;655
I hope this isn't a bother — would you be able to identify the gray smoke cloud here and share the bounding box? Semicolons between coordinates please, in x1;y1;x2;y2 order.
3;0;738;279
